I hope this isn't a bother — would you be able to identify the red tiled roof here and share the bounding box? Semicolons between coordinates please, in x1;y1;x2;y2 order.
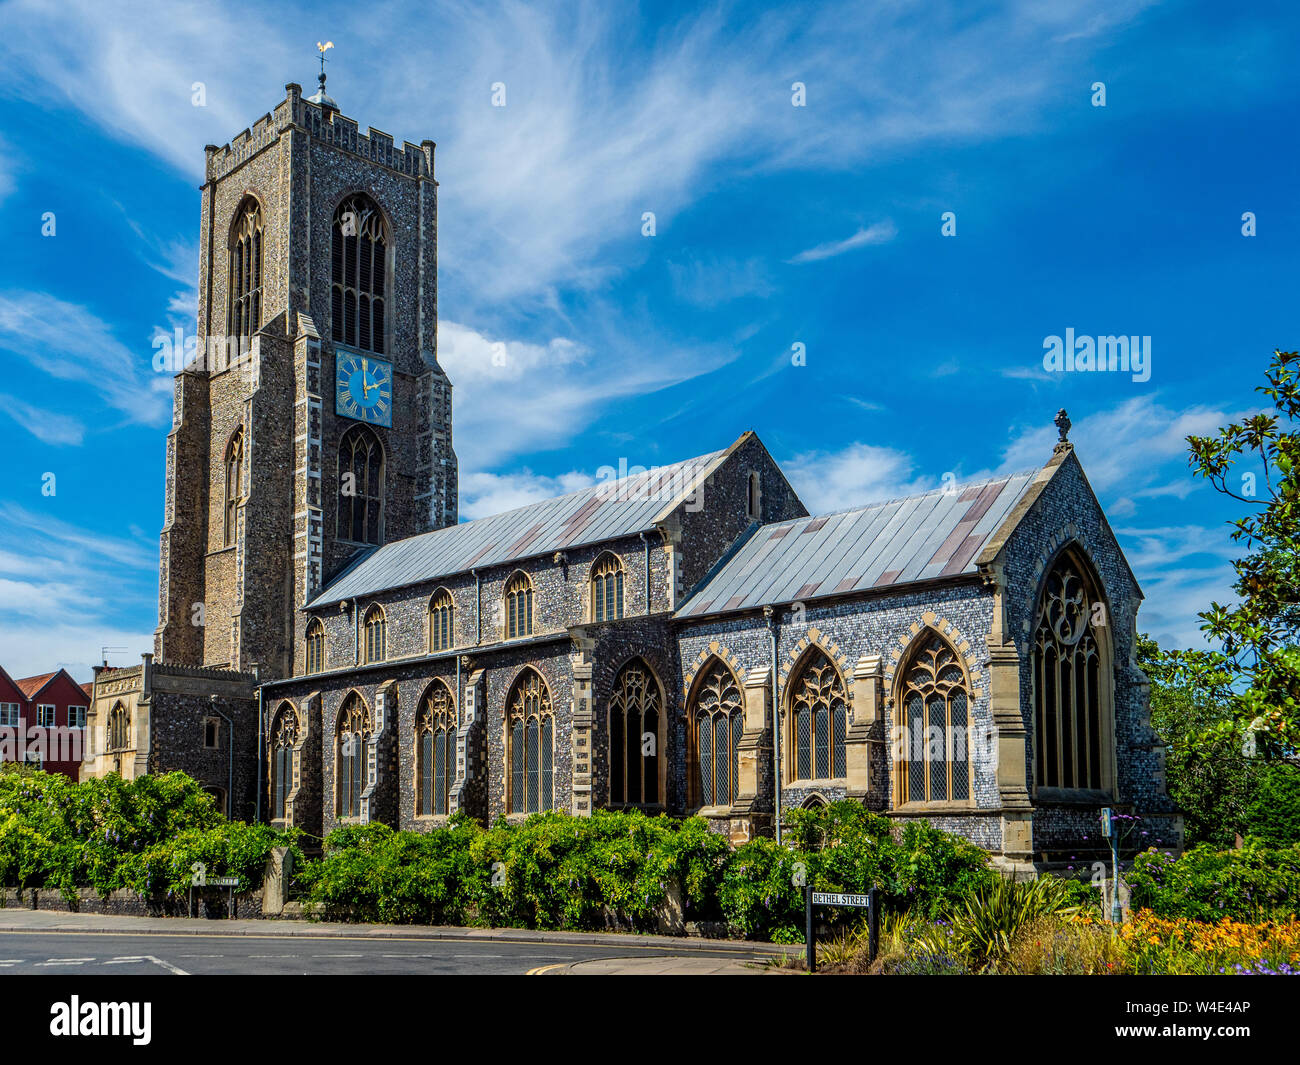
15;672;56;699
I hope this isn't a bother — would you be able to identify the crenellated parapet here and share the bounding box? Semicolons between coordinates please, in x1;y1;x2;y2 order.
204;84;434;185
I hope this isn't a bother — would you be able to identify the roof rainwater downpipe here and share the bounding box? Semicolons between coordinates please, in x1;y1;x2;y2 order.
253;662;263;824
765;604;783;845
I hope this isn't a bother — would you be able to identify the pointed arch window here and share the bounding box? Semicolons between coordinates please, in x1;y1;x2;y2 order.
609;659;662;806
305;618;325;675
362;605;387;664
107;703;130;751
789;649;848;782
505;572;533;639
331;194;388;354
228;198;263;353
337;424;384;545
223;428;243;548
507;669;553;814
429;589;454;652
897;634;971;804
271;704;299;821
416;681;456;816
1033;551;1109;791
336;695;371;818
591;553;625;622
689;662;743;809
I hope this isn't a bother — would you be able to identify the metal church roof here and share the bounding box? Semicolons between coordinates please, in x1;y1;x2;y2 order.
675;470;1039;619
309;448;728;607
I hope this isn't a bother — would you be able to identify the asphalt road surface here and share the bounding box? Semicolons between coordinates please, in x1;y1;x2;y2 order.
0;930;775;975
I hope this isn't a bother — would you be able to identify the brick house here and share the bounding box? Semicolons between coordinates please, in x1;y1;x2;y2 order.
83;74;1179;868
0;668;89;779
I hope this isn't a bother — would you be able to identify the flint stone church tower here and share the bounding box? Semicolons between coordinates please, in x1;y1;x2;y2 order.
84;77;456;818
155;78;457;680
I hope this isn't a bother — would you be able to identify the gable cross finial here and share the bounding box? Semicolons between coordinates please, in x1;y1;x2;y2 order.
1054;408;1072;453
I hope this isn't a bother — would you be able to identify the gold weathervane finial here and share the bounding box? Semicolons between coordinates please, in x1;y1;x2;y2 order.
316;40;334;85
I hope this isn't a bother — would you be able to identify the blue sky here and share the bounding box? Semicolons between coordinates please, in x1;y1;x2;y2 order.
0;0;1295;679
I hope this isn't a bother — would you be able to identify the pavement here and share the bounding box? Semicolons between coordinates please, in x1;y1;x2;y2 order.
0;909;785;975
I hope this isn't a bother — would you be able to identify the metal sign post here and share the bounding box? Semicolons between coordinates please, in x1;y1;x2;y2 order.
804;886;879;973
1101;806;1121;924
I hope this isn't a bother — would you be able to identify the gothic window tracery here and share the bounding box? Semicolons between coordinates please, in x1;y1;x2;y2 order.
689;662;742;808
331;195;387;354
506;669;553;814
416;681;455;816
1033;551;1109;790
336;695;371;818
591;553;625;622
271;705;299;821
337;424;384;545
608;659;661;806
789;649;848;781
897;633;971;804
228;198;263;353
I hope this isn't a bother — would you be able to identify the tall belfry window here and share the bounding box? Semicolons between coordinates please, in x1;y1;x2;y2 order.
337;424;384;544
331;195;388;354
228;198;263;355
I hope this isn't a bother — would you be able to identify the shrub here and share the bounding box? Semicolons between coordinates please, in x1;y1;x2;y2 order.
0;769;234;901
1127;841;1300;920
1244;763;1300;846
945;873;1082;969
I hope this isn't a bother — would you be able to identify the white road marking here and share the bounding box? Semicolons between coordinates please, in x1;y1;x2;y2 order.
143;955;189;975
37;958;93;965
249;954;296;959
313;953;364;958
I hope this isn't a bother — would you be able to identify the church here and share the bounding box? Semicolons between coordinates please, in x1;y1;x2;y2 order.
80;75;1180;871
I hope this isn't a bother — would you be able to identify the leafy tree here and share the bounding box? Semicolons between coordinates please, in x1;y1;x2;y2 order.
1180;349;1300;756
1138;634;1258;846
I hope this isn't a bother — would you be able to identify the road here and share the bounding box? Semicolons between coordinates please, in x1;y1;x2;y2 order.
0;920;779;975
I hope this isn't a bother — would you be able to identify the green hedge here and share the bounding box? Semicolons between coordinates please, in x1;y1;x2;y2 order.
1127;841;1300;920
0;766;299;903
301;802;991;939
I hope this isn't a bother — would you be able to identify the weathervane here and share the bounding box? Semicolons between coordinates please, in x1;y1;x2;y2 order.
317;40;333;91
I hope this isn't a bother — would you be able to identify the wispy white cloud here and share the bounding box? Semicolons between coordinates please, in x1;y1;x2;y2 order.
787;222;897;264
0;504;156;677
0;291;172;424
460;469;597;521
0;0;1160;307
782;442;930;515
437;319;736;472
667;255;775;307
0;393;85;446
996;395;1248;497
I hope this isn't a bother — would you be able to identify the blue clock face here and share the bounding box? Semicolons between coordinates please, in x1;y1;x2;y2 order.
335;352;393;427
